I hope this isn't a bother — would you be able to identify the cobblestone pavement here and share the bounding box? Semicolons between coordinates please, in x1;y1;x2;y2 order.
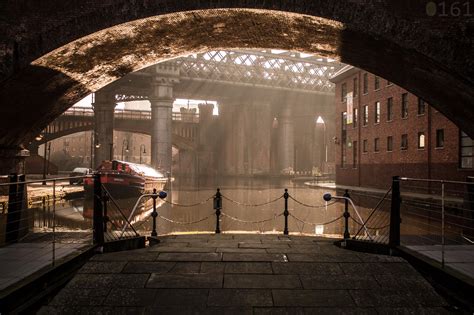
39;234;449;314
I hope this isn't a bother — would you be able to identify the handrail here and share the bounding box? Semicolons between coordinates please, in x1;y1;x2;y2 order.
0;175;91;186
120;193;157;236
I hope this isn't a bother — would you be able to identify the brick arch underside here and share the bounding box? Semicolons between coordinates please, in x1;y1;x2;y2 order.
0;5;472;148
36;126;195;152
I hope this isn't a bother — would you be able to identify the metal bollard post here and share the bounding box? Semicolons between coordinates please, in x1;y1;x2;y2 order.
151;188;158;237
343;190;350;239
283;189;289;235
93;173;104;246
214;188;222;234
103;192;109;233
52;180;56;266
389;176;401;248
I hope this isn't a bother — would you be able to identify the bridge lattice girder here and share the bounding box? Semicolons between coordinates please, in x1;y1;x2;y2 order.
172;50;341;94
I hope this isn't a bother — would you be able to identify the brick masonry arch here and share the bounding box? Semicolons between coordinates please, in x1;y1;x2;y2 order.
0;2;472;152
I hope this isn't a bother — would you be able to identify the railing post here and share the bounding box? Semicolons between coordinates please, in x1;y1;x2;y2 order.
93;173;104;246
103;192;109;233
214;188;222;234
52;179;56;266
389;176;401;248
151;188;158;237
283;189;289;235
343;190;350;239
6;174;19;243
441;181;445;268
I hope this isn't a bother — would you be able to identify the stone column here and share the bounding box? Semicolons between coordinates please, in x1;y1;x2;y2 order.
278;105;295;173
149;64;179;175
217;102;236;175
250;103;271;175
197;103;215;175
93;89;116;168
0;147;29;175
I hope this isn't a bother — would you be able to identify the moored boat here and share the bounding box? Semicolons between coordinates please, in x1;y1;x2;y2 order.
83;160;168;219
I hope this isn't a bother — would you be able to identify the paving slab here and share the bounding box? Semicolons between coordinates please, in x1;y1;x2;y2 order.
121;261;175;274
148;246;216;253
169;262;202;273
217;247;267;253
152;289;209;306
103;288;157;306
157;252;222;261
272;262;343;275
272;289;354;307
146;273;223;288
301;275;379;290
78;261;127;274
201;262;226;273
224;262;273;274
223;253;287;262
224;274;302;289
39;234;449;314
254;307;378;314
208;289;273;306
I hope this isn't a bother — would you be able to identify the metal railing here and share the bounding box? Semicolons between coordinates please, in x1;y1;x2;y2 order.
0;175;94;291
133;188;350;238
398;177;474;271
61;107;199;123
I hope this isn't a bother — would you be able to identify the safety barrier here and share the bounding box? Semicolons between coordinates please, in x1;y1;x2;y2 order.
142;188;352;238
0;174;93;291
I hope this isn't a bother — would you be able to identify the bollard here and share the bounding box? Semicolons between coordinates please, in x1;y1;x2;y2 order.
389;176;401;248
103;192;109;233
214;188;222;234
93;173;104;246
343;190;350;239
151;188;158;237
283;188;289;235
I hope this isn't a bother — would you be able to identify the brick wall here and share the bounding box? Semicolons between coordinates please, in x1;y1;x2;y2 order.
334;68;474;189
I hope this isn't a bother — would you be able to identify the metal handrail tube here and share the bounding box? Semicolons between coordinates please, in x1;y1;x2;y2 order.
400;177;474;185
0;175;91;186
120;193;157;236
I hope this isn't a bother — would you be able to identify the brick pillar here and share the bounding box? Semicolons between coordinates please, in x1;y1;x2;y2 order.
93;90;116;167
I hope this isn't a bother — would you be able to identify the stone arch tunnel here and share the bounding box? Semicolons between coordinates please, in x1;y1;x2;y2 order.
0;1;472;173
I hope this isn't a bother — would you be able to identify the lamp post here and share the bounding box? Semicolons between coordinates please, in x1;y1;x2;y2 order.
121;139;129;161
139;144;146;164
316;116;327;172
90;132;101;168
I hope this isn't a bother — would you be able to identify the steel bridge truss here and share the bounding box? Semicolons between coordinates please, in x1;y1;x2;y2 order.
166;50;341;94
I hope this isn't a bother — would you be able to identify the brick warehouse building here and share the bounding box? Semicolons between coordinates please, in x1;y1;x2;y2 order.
331;66;474;189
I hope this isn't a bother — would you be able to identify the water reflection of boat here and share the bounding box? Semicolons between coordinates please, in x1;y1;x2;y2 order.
83;160;168;219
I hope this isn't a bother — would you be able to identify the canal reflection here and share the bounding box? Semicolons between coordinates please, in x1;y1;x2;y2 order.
140;177;342;236
31;178;356;237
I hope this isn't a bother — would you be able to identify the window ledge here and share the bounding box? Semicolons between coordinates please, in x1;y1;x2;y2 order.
435;146;445;150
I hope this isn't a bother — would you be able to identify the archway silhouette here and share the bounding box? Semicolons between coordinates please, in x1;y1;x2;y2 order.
0;7;472;149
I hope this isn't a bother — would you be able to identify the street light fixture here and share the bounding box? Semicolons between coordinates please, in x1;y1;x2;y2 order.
316;116;327;172
139;144;146;164
90;132;101;168
121;139;129;161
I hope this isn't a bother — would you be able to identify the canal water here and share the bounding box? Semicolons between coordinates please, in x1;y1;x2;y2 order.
138;177;342;236
31;177;352;238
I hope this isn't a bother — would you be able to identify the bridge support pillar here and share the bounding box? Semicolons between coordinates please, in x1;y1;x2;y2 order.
278;105;295;173
93;90;116;167
251;103;271;175
197;103;216;176
150;65;179;175
0;147;29;175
